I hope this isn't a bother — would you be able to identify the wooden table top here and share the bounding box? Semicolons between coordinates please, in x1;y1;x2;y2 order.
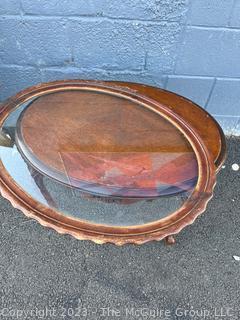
16;89;199;198
0;80;221;244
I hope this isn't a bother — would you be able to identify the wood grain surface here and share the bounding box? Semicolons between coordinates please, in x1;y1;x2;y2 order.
0;80;222;244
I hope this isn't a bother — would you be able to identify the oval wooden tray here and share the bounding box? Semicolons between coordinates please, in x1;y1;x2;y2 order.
0;80;221;245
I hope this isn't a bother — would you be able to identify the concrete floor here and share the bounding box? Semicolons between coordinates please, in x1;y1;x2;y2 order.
0;137;239;320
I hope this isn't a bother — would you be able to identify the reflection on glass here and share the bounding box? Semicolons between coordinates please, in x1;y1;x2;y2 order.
0;90;198;226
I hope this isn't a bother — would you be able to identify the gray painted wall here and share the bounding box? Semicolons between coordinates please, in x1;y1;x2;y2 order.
0;0;240;134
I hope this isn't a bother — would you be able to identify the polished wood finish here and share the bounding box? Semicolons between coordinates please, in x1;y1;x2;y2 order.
111;81;226;171
16;90;198;198
0;80;223;245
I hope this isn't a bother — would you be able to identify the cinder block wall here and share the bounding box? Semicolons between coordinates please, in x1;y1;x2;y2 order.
0;0;240;134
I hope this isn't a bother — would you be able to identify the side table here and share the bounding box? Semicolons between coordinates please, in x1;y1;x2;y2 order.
0;80;226;245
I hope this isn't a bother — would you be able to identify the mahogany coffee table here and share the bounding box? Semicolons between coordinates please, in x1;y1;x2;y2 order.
0;80;226;245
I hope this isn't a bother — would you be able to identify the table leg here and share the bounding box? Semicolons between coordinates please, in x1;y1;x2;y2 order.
29;167;57;208
164;235;176;245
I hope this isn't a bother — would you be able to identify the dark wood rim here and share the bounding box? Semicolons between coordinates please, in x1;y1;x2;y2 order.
0;80;217;245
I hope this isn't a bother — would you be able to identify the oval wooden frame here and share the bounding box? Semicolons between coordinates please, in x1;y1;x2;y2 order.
0;80;217;245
